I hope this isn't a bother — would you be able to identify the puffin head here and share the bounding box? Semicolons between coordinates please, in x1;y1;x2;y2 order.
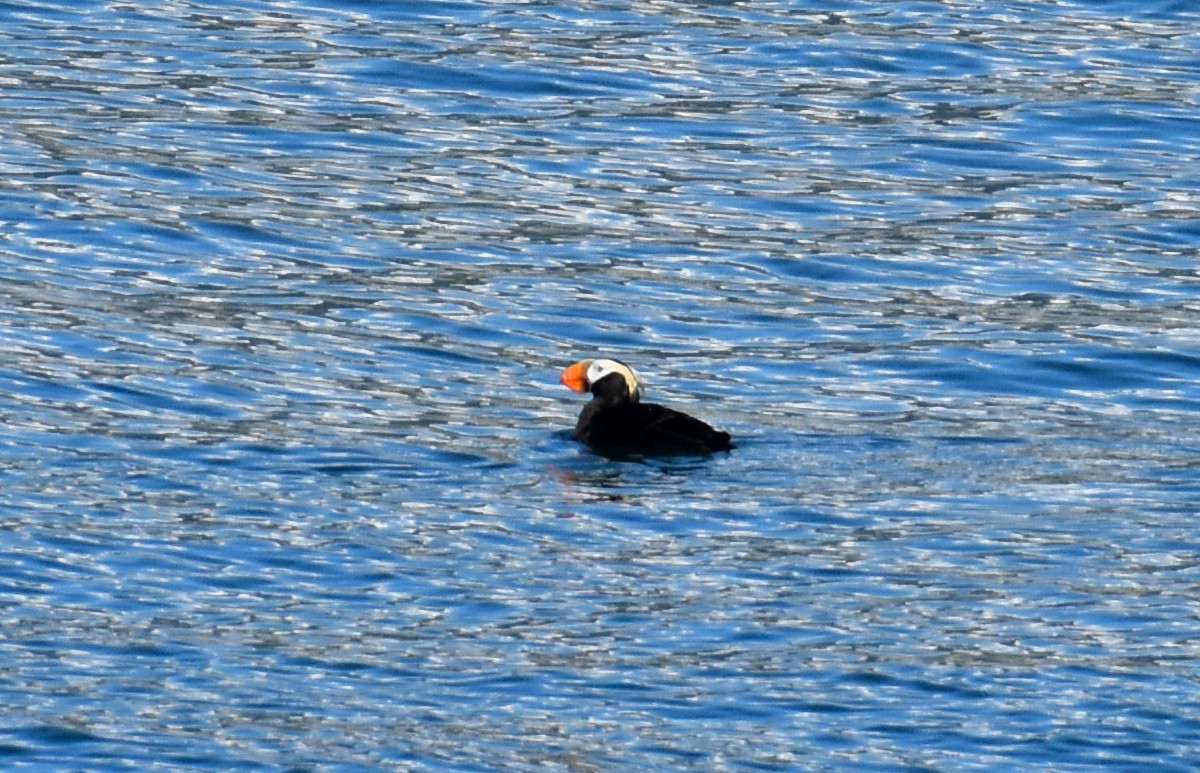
560;358;644;402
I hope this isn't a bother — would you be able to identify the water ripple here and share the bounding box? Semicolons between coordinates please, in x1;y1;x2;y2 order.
2;0;1200;770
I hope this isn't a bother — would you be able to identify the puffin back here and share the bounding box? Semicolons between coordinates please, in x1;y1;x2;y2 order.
577;401;731;454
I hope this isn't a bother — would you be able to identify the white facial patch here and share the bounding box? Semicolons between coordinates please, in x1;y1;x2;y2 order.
587;359;644;398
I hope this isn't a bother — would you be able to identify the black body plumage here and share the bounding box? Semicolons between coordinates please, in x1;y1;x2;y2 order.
572;371;732;455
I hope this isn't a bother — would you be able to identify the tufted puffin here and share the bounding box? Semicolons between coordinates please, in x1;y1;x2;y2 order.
560;358;733;455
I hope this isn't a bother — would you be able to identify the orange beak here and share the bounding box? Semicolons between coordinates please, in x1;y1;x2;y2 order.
560;360;591;393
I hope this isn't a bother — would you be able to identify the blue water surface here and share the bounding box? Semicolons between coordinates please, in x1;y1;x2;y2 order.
2;0;1200;770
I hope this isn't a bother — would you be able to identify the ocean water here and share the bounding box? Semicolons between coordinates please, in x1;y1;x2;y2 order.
2;0;1200;770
